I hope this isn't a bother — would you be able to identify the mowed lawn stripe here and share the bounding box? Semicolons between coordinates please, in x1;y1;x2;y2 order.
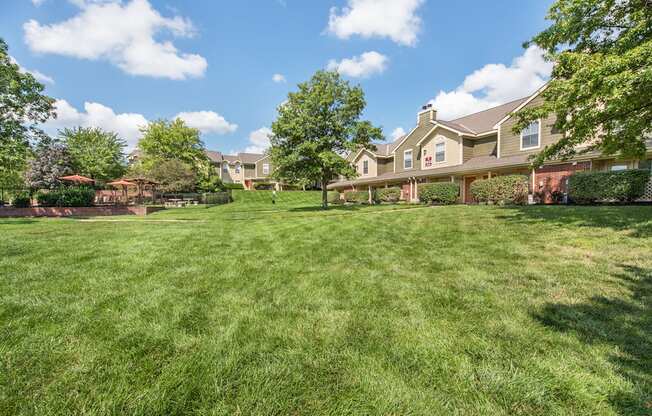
0;195;650;415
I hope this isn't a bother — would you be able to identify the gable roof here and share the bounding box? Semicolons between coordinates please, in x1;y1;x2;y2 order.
447;97;529;134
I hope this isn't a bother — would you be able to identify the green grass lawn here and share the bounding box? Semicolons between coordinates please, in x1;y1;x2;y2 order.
1;192;651;415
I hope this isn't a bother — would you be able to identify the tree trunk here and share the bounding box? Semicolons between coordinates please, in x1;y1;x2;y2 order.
321;180;328;210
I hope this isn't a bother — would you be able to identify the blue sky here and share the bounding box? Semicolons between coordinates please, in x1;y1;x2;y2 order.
1;0;554;154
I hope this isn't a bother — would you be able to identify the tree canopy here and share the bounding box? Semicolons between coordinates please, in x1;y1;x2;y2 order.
515;0;652;166
138;119;209;171
24;138;73;189
149;159;198;193
0;38;55;188
270;70;383;208
61;127;126;181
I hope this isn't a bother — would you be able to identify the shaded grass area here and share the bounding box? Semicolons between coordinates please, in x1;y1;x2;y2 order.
0;198;651;415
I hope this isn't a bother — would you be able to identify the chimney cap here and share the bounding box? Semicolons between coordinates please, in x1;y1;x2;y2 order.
422;103;433;111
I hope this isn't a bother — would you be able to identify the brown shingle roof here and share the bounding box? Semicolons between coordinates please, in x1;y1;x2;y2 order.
221;152;265;164
445;97;529;134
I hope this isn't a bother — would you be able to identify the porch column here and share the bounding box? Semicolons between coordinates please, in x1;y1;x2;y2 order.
488;171;492;179
414;178;419;202
368;186;372;204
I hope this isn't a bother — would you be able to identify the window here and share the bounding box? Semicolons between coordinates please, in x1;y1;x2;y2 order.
222;163;229;173
435;142;445;163
610;163;628;171
235;163;241;174
263;163;269;175
425;156;432;167
423;149;427;157
404;149;413;169
363;160;369;175
521;120;540;150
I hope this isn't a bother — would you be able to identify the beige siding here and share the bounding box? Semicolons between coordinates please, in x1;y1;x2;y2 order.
463;139;474;162
255;155;272;178
377;157;393;175
474;135;497;157
244;164;256;178
500;95;562;157
420;128;462;170
393;123;435;173
353;150;378;178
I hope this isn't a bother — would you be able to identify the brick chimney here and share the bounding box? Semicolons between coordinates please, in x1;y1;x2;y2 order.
417;103;437;126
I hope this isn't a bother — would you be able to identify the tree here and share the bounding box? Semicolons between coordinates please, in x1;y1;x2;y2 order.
514;0;652;167
61;127;127;181
149;159;197;193
0;38;56;191
270;70;383;208
138;119;209;172
24;139;73;189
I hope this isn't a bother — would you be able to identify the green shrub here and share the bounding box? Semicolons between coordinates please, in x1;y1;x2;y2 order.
568;169;650;204
12;192;31;208
418;183;459;205
202;192;231;205
470;175;529;205
375;187;401;203
344;190;370;204
327;191;343;204
223;183;245;190
254;182;275;190
36;187;95;207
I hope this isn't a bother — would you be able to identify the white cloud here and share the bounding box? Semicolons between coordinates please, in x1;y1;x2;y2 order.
390;127;406;141
31;0;47;6
175;111;238;135
23;0;207;80
244;127;272;154
327;0;424;46
327;51;388;78
429;46;553;120
44;99;148;149
9;55;55;84
272;73;286;83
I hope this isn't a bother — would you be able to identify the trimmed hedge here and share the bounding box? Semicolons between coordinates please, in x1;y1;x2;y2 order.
223;183;245;190
253;182;275;190
327;191;343;204
36;187;95;207
202;192;231;205
568;169;650;204
12;192;31;208
418;182;459;205
470;175;529;205
344;190;370;204
375;187;401;203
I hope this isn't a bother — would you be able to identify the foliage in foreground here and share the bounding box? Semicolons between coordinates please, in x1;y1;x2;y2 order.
515;0;652;166
418;182;459;205
344;190;370;204
568;169;651;204
470;175;529;205
11;192;31;208
60;127;126;181
24;139;74;189
375;187;402;203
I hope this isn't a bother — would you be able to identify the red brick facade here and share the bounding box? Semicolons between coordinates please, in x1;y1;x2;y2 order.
0;206;165;218
534;162;591;204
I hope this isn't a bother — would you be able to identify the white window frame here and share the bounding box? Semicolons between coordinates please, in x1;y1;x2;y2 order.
610;163;628;171
520;120;541;151
362;159;369;175
404;149;413;169
235;163;241;174
434;141;446;163
262;163;269;175
222;163;229;173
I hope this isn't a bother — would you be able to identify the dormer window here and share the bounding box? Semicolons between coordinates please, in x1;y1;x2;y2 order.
235;163;241;174
363;160;369;175
521;121;540;150
435;142;445;163
263;163;270;175
222;163;229;173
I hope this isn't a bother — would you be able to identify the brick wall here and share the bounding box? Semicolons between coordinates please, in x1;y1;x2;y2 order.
0;206;165;218
534;162;591;203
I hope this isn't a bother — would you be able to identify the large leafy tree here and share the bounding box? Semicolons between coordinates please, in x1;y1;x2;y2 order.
24;138;73;189
137;119;209;172
515;0;652;166
149;159;197;193
61;127;126;181
0;38;56;189
270;70;383;208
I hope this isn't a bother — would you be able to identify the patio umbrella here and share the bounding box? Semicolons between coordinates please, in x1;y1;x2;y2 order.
59;174;95;184
107;180;136;205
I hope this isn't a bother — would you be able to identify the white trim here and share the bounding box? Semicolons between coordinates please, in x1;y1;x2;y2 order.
253;154;269;164
458;135;463;165
493;82;549;129
434;140;447;164
262;163;270;175
520;119;542;151
497;126;501;158
391;125;421;154
403;149;414;170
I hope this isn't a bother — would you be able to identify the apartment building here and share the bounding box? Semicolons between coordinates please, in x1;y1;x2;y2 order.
329;86;652;203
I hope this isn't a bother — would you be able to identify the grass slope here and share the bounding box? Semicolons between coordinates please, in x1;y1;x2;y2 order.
0;194;650;415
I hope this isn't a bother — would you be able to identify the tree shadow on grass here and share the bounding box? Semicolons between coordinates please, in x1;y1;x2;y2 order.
0;219;39;225
496;205;652;238
533;264;652;414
